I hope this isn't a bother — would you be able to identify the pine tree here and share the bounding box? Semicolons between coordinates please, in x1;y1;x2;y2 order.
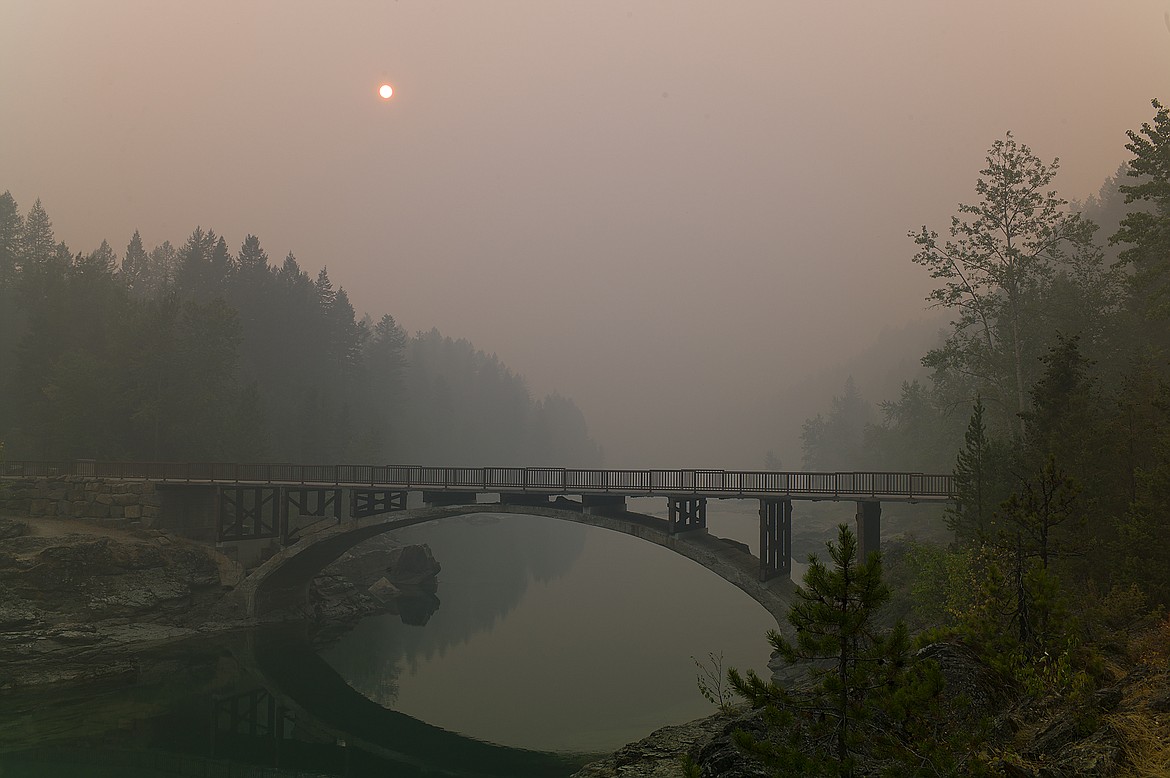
314;266;335;308
729;525;916;777
949;396;1011;544
20;198;57;270
120;230;149;293
147;240;178;294
0;191;22;287
991;458;1082;650
0;193;23;410
236;234;270;279
1114;99;1170;328
78;239;117;276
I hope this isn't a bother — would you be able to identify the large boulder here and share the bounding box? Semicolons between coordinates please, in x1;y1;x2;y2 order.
385;543;441;586
308;538;442;630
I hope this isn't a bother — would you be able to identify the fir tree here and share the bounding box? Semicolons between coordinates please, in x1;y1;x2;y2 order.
1114;99;1170;326
120;230;149;293
20;198;57;270
0;191;22;287
729;525;918;777
949;396;1011;544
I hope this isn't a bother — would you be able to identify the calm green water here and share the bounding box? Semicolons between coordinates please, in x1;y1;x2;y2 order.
321;511;776;753
0;505;777;777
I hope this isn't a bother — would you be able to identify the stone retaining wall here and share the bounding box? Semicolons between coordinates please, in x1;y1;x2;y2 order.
0;476;161;527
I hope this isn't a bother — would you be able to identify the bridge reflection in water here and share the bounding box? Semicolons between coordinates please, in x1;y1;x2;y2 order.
0;626;591;778
246;624;592;777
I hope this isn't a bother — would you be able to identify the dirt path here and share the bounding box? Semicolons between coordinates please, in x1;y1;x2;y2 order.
17;515;149;540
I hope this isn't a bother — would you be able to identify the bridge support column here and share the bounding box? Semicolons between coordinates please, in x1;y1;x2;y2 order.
668;497;707;534
352;489;408;519
855;500;881;560
759;498;792;581
218;486;280;542
582;495;625;515
277;487;344;545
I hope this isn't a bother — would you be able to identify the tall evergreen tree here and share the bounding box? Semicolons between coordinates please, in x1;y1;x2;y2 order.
176;227;232;301
0;191;22;287
314;266;335;308
948;396;1012;544
1116;394;1170;606
236;234;270;279
1114;98;1170;329
0;193;23;414
146;240;178;294
729;525;922;777
120;230;149;293
78;239;117;276
19;198;57;271
984;457;1082;655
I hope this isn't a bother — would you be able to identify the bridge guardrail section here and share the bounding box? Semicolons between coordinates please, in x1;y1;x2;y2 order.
2;461;955;500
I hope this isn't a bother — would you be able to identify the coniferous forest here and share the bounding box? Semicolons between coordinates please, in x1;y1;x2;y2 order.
795;104;1170;623
0;196;602;468
719;103;1170;777
809;100;1170;755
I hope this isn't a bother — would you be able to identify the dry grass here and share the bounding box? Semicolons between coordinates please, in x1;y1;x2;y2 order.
1111;711;1170;778
1128;614;1170;666
1110;619;1170;778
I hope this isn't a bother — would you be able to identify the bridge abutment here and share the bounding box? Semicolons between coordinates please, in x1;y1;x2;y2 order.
855;500;881;560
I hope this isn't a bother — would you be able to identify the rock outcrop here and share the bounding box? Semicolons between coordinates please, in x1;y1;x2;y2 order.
575;640;1170;778
570;711;762;776
0;510;444;688
0;516;242;688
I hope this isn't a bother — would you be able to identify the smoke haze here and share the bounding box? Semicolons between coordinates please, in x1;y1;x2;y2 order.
2;1;1166;466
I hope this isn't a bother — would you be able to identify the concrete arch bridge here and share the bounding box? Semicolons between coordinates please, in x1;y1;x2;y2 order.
2;461;954;622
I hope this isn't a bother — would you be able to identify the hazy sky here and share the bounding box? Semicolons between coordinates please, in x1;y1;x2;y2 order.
2;2;1167;467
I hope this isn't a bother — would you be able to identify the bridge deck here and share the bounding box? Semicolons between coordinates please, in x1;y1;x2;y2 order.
2;461;954;502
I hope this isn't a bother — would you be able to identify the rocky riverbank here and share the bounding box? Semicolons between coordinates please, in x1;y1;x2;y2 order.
571;638;1170;777
0;513;440;689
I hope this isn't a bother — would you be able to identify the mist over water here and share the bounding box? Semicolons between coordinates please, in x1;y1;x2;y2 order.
321;513;776;753
3;2;1165;467
2;2;1168;774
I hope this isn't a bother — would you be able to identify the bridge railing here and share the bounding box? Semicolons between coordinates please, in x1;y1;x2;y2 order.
0;461;955;499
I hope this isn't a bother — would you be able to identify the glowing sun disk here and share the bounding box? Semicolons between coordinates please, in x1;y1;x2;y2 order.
378;83;394;99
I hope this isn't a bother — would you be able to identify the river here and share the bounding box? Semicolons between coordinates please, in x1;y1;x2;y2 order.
0;500;784;777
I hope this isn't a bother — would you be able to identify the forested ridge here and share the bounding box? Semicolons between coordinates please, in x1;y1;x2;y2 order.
742;103;1170;774
0;197;601;467
795;102;1170;621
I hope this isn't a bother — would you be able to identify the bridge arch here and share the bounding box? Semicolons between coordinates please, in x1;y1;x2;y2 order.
234;502;795;626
